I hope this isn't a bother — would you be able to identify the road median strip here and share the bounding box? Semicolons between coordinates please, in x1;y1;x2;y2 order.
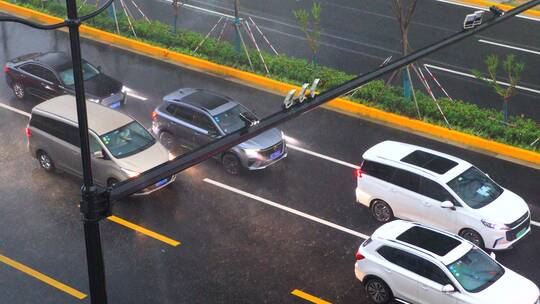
107;215;180;246
0;0;538;168
452;0;540;18
291;289;332;304
0;253;87;299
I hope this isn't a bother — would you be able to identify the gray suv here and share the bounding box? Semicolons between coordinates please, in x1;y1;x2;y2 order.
152;88;287;175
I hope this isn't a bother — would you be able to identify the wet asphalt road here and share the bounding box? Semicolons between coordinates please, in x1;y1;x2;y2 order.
107;0;540;119
0;21;539;303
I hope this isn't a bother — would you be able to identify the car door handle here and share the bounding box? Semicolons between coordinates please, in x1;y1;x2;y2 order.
41;83;53;90
383;268;392;274
419;284;429;290
423;201;431;207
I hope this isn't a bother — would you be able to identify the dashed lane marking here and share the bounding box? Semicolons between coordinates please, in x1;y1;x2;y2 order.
288;144;360;169
107;216;181;246
532;220;540;227
203;178;369;239
0;102;30;117
0;254;87;299
291;289;332;304
478;39;540;55
424;64;540;95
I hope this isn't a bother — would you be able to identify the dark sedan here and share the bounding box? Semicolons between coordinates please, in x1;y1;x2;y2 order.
4;51;125;108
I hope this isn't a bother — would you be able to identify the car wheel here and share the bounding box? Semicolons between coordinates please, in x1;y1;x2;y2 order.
12;81;25;99
459;228;485;248
222;153;242;175
365;278;392;304
107;178;119;188
370;199;393;223
37;151;54;172
159;131;182;156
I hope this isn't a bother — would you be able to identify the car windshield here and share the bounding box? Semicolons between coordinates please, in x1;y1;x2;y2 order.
100;121;155;159
213;105;256;134
58;62;100;86
447;166;503;209
447;248;504;293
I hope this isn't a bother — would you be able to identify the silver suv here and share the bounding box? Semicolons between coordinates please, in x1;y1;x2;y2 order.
152;88;287;175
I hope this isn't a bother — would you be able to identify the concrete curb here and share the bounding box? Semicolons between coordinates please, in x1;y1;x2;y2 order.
453;0;540;18
1;1;539;168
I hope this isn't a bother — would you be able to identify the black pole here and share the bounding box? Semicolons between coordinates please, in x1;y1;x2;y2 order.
110;0;540;200
233;0;241;52
65;0;108;303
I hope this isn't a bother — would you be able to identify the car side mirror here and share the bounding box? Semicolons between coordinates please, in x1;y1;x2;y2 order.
440;201;456;210
441;284;455;293
490;252;496;260
93;150;104;159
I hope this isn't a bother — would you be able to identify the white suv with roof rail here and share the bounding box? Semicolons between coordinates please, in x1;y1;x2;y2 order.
355;141;531;250
355;220;539;304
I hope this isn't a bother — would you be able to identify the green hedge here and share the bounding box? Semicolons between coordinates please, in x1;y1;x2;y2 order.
9;0;540;152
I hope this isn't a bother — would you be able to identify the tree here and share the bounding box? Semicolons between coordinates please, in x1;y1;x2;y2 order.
388;0;418;100
473;54;524;123
292;2;322;64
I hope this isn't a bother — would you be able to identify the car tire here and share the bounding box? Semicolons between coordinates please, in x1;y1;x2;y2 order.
222;153;242;175
459;228;485;248
370;199;394;223
365;277;393;304
37;151;54;172
159;131;178;152
107;178;119;188
12;81;26;99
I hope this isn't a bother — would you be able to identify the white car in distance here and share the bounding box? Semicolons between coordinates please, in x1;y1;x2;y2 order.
355;220;540;304
355;141;531;250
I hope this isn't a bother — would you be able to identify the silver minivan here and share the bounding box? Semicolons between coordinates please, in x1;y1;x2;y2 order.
26;95;175;194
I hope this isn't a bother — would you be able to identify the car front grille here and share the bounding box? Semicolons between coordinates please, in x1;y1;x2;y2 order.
506;213;530;241
507;212;529;228
259;141;284;159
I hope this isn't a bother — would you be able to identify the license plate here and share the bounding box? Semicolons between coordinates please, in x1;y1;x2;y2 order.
155;178;168;187
270;149;282;160
110;101;121;109
516;227;528;239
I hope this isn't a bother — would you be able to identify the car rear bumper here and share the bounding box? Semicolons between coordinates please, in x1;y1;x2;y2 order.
355;187;371;207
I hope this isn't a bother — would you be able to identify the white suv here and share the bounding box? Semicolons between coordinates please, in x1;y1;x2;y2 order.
355;141;531;250
355;220;539;304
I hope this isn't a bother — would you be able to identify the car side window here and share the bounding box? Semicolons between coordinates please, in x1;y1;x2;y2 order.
21;64;57;83
193;112;217;132
361;160;396;182
174;105;196;124
417;258;452;286
419;177;461;206
89;135;102;154
30;114;81;146
392;168;420;193
377;246;420;274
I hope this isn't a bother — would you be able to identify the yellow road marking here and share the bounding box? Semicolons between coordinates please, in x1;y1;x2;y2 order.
107;216;180;247
291;289;331;304
0;254;87;300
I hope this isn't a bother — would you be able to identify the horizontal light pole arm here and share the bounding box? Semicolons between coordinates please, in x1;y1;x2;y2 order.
109;0;540;200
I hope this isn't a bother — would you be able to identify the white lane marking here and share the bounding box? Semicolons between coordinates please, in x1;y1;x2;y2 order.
288;144;359;169
122;86;148;101
0;102;30;117
424;64;540;95
532;220;540;227
479;39;540;55
204;178;369;239
434;0;539;21
159;0;235;19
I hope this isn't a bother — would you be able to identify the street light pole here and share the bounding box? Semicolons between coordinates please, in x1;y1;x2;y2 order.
65;1;109;303
233;0;241;52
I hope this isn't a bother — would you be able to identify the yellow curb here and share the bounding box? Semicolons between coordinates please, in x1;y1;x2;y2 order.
1;1;538;167
454;0;540;17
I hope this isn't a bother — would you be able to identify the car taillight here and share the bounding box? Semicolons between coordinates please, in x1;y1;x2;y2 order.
355;251;365;261
3;66;8;73
25;127;32;138
151;111;157;120
355;168;362;178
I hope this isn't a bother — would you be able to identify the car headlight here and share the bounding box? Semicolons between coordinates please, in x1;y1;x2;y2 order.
481;219;510;231
168;152;175;161
244;148;261;158
87;98;100;103
121;167;140;178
